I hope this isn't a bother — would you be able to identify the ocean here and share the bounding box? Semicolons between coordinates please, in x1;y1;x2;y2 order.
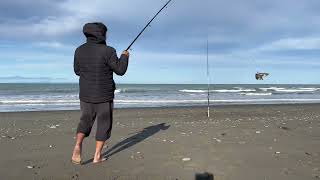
1;83;320;112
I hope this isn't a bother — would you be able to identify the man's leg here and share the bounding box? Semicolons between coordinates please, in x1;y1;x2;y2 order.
93;101;113;163
93;141;106;163
72;101;96;164
72;132;85;163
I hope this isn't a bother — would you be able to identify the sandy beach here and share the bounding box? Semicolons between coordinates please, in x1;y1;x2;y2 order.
0;104;319;180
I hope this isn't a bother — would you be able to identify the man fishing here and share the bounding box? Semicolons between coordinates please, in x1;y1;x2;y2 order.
72;22;129;164
71;0;172;165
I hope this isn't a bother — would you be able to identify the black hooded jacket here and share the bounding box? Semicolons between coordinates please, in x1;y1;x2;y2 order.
74;23;129;103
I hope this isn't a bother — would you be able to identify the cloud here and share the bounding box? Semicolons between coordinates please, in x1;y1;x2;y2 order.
2;0;320;83
0;16;84;39
33;41;76;50
2;0;320;52
0;0;173;40
257;37;320;51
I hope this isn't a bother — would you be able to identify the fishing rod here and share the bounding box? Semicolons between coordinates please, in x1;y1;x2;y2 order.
126;0;173;51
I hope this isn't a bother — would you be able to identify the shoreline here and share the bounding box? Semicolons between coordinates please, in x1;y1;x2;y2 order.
2;102;320;114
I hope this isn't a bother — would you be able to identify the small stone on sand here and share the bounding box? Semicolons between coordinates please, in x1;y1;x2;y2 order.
305;152;311;156
182;158;191;162
279;126;290;130
27;166;34;169
48;125;56;129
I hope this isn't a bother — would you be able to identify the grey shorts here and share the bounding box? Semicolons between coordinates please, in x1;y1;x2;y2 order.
76;101;113;141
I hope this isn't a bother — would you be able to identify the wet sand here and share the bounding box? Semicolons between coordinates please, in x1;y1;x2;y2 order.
0;104;319;180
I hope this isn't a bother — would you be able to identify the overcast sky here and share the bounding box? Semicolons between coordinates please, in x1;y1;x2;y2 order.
0;0;320;84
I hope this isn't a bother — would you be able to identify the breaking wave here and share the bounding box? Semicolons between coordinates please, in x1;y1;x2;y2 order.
213;89;256;93
239;92;272;96
180;89;256;93
179;89;207;93
115;88;161;93
260;87;320;93
115;99;320;104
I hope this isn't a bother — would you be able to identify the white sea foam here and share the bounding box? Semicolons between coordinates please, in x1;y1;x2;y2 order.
260;87;320;93
212;89;256;93
239;92;272;96
211;99;320;103
274;88;319;93
298;88;320;91
179;90;207;93
115;98;320;104
180;89;256;93
260;87;285;91
115;99;208;104
275;89;311;93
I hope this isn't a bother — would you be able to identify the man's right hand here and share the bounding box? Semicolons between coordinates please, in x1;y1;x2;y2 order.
122;50;130;57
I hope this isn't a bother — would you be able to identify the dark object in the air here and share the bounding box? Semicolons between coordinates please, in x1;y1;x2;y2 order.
255;72;269;80
126;0;173;51
195;172;214;180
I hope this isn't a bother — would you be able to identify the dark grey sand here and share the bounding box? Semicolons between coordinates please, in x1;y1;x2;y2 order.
0;104;319;180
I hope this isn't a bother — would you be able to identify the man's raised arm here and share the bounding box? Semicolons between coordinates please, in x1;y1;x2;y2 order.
107;49;129;76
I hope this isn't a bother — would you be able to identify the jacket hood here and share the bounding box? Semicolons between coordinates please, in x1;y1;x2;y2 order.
83;22;108;44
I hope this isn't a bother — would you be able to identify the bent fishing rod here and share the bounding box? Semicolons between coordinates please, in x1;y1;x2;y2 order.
126;0;173;51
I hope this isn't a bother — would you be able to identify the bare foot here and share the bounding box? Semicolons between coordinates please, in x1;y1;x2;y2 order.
71;145;82;164
93;154;107;164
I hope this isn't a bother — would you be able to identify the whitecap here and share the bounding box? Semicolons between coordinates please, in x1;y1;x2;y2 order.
239;92;272;96
179;89;206;93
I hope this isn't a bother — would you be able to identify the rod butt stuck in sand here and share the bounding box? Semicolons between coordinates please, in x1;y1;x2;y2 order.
126;0;173;51
206;38;210;118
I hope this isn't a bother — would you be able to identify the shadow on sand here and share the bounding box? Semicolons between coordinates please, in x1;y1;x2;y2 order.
82;123;170;165
195;172;214;180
